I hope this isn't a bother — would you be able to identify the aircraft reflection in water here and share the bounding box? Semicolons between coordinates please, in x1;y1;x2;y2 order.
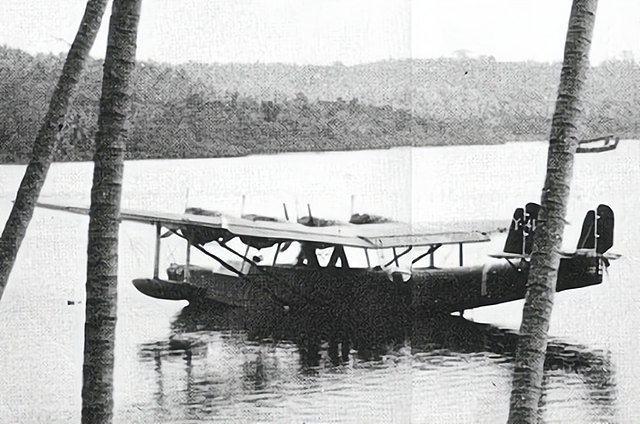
137;303;617;423
36;199;619;421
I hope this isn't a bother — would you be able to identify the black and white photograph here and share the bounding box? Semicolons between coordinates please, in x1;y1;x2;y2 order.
0;1;638;423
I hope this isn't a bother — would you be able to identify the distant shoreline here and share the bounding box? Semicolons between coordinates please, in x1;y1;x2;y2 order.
3;137;600;166
3;138;511;165
4;136;633;166
2;46;638;164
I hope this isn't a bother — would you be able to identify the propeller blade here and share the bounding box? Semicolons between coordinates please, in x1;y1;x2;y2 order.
307;204;314;225
280;241;292;252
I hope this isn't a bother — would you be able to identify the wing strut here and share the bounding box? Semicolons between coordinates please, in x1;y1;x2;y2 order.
217;242;260;273
384;246;412;268
411;244;442;266
153;222;161;279
185;240;191;282
191;243;243;276
165;229;243;276
272;242;282;266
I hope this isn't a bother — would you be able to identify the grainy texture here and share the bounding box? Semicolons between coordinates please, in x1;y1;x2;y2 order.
0;0;108;301
2;49;640;164
0;3;634;423
508;1;598;423
81;1;142;423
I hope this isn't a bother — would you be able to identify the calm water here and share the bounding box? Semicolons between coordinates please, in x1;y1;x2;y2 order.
0;141;638;423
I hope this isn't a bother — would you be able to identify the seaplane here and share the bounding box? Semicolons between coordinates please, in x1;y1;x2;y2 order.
36;201;616;315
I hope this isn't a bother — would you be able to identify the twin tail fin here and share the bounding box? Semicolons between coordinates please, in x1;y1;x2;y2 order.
501;203;614;256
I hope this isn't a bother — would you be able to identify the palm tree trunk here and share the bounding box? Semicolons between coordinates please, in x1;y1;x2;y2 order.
81;1;142;423
507;1;598;423
0;0;109;301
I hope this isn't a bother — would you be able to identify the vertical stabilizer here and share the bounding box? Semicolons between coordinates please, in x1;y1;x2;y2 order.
503;203;540;255
523;202;540;255
577;204;614;254
503;207;524;254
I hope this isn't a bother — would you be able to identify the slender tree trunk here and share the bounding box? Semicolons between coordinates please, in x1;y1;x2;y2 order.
507;1;598;423
81;1;142;423
0;0;109;301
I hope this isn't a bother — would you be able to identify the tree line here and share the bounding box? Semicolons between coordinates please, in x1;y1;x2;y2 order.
0;1;607;423
1;45;638;163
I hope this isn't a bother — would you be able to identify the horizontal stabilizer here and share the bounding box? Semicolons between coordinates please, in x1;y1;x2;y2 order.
488;252;527;260
559;250;621;260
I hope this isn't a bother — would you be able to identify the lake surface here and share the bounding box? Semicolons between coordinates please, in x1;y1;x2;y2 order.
0;141;638;423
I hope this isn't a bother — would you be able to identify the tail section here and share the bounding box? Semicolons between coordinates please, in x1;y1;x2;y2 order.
523;203;540;255
503;202;540;256
577;204;614;254
503;207;524;255
502;203;614;257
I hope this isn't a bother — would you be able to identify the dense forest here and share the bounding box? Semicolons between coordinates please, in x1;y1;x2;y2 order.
1;45;639;163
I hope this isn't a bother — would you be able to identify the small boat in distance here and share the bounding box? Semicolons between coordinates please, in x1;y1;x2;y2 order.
577;135;619;153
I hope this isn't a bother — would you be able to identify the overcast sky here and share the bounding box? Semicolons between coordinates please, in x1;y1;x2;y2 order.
1;0;638;65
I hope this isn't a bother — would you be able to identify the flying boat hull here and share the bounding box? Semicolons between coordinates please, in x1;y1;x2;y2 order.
131;254;604;314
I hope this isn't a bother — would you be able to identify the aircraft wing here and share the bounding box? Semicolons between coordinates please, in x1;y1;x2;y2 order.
347;222;490;248
36;202;491;249
36;201;224;229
